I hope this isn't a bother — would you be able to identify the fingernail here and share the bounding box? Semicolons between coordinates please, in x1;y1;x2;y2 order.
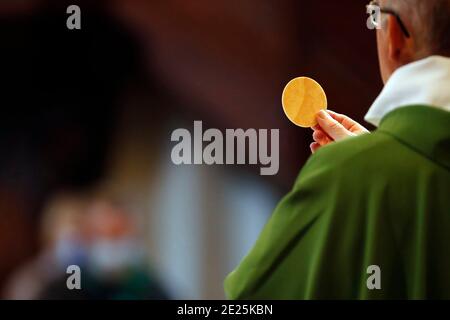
317;110;327;119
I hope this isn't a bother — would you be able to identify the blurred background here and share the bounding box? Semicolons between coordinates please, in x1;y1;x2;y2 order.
0;0;382;299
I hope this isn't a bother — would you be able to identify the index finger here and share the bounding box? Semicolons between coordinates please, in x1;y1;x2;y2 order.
326;110;360;131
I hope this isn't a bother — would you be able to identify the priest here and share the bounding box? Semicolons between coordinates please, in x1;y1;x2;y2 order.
225;0;450;299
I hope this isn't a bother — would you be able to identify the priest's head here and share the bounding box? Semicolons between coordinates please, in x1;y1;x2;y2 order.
373;0;450;83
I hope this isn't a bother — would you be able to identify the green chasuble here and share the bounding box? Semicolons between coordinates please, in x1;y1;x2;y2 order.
224;105;450;299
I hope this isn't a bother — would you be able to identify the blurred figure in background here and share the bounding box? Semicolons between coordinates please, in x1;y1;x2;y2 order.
69;195;169;300
3;192;89;299
4;192;168;300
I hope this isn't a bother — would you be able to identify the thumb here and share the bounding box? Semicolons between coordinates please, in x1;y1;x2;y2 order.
316;110;351;141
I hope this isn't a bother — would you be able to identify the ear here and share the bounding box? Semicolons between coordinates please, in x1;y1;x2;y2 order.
387;15;407;61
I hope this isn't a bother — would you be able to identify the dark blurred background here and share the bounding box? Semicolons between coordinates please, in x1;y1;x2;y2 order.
0;0;382;299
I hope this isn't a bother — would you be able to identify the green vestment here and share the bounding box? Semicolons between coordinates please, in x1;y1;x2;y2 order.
224;105;450;299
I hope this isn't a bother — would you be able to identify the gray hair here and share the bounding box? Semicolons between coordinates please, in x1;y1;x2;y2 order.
392;0;450;56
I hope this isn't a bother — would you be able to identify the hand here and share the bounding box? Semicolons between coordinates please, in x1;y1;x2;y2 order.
310;110;370;153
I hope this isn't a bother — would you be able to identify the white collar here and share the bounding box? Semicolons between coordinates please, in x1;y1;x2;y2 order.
365;55;450;127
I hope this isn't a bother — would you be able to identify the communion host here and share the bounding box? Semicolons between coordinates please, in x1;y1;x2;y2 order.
225;0;450;299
